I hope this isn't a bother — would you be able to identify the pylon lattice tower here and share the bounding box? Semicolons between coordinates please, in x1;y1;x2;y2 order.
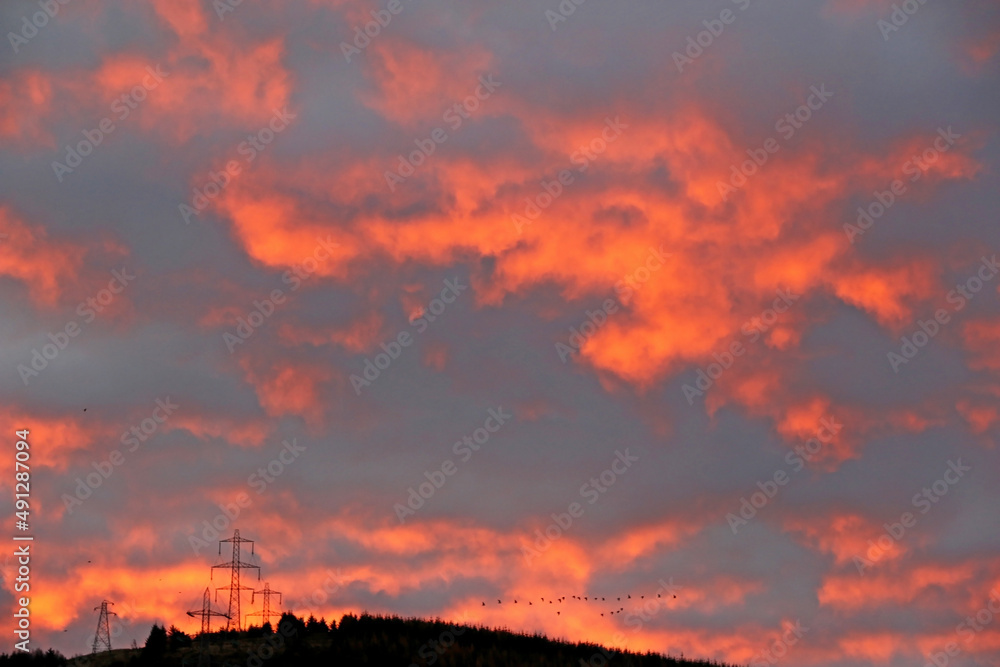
92;600;116;654
186;587;231;634
246;583;283;628
211;529;260;630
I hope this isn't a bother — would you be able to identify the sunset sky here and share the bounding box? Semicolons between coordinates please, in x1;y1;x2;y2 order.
2;0;1000;664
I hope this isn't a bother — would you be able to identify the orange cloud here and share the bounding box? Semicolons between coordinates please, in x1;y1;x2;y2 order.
0;208;85;307
239;356;337;426
0;70;55;148
819;562;978;610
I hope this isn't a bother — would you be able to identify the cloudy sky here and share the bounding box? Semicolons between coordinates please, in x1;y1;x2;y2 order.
1;0;1000;664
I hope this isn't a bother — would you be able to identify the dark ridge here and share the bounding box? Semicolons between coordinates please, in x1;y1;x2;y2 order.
2;612;741;667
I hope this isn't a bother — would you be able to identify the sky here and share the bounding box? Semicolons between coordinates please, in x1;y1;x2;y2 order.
1;0;999;665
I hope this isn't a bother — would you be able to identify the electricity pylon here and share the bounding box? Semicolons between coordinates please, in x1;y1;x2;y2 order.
246;583;282;628
92;600;116;654
211;529;260;630
186;587;231;634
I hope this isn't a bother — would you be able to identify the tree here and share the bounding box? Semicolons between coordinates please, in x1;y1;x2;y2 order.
305;615;328;634
167;625;191;650
277;611;305;638
277;611;306;651
141;623;167;661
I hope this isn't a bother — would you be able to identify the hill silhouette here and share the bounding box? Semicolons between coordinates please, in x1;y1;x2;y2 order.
1;612;739;667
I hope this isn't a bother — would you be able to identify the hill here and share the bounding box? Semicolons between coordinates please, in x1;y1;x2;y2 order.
1;612;739;667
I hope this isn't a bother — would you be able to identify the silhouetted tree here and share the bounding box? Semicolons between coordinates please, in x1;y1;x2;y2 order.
305;615;328;634
141;623;167;662
166;625;191;650
0;650;66;666
277;611;306;638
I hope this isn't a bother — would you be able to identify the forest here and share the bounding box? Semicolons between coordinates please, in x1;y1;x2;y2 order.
0;613;741;667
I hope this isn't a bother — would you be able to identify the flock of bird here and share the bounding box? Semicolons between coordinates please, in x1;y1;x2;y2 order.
481;592;678;617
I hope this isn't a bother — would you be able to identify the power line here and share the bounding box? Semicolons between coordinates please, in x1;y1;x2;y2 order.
210;529;260;630
246;582;283;628
92;600;116;654
186;587;231;634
